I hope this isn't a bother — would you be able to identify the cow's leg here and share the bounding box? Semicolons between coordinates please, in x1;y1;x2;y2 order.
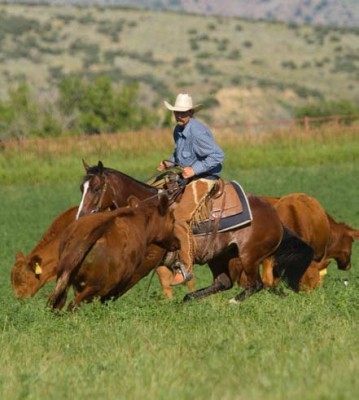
299;261;323;291
67;286;101;311
262;257;276;288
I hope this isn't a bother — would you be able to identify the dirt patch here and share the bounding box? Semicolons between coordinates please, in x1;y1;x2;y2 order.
210;87;298;125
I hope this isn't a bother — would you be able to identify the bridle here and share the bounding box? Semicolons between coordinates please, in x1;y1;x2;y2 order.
85;169;188;214
89;174;120;214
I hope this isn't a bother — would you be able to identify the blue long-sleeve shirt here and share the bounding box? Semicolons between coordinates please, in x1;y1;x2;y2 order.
168;118;224;178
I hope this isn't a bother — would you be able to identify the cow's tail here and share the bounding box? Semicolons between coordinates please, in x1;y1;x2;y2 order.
272;226;314;291
47;214;116;311
47;268;71;310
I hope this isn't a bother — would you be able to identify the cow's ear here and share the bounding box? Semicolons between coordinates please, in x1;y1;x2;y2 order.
29;255;43;275
82;159;90;172
29;255;42;267
15;251;25;262
158;193;169;216
127;195;140;209
350;227;359;240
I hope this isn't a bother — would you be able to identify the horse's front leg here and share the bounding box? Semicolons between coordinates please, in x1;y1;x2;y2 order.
183;255;234;302
229;280;263;304
183;271;233;302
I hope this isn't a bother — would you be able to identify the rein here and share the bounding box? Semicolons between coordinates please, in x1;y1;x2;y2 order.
99;171;187;210
89;177;184;213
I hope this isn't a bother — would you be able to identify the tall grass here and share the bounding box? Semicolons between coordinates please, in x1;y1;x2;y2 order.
1;124;358;184
0;126;358;399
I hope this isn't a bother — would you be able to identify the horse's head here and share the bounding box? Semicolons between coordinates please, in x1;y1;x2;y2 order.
11;252;43;298
77;160;161;219
76;160;118;219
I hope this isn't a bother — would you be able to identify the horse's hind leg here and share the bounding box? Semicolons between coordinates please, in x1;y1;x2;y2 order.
229;253;264;303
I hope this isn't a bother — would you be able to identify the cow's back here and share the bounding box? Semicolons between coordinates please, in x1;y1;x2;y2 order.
274;193;330;261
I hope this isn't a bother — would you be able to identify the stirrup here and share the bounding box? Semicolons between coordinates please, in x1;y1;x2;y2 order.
171;262;193;286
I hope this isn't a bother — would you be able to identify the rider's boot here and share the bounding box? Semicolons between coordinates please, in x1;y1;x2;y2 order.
171;261;193;286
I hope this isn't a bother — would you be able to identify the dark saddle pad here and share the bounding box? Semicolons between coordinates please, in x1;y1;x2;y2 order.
192;180;253;236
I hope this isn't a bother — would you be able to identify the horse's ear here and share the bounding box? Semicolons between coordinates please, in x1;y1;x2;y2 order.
127;195;140;209
98;161;104;174
82;159;90;172
158;193;170;216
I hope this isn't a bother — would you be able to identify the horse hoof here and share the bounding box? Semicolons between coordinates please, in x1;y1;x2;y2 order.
183;293;194;302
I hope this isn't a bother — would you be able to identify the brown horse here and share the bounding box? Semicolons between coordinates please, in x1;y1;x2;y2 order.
75;161;314;303
260;193;359;290
47;194;179;311
11;206;78;298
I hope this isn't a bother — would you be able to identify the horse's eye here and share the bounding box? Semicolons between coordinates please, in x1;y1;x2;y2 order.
94;187;101;194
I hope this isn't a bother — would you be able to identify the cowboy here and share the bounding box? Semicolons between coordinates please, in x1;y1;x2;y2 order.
158;93;225;286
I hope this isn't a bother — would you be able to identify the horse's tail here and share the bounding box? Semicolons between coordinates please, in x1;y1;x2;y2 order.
47;212;117;311
272;226;314;291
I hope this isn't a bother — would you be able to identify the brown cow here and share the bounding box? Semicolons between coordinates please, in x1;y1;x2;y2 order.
10;205;189;300
260;193;359;290
11;206;78;298
326;212;359;270
47;194;179;311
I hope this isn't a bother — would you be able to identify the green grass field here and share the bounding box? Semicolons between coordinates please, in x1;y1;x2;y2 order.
0;127;358;399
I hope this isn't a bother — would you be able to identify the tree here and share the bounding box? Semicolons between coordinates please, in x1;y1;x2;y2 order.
58;75;157;134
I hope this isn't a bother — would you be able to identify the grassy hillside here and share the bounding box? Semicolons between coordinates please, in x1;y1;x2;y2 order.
3;0;359;27
0;3;358;126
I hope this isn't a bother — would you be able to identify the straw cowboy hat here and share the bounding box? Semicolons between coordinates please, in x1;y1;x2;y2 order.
164;93;203;112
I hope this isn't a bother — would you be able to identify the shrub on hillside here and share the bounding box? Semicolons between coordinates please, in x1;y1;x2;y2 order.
0;83;63;140
0;77;161;139
58;75;157;134
294;100;359;125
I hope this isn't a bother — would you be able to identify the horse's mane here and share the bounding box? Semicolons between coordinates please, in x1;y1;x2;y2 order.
84;165;158;193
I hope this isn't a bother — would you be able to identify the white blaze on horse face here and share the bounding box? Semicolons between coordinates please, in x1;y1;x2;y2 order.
76;180;90;219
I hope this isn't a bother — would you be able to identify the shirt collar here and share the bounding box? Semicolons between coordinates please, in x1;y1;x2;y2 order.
177;118;193;137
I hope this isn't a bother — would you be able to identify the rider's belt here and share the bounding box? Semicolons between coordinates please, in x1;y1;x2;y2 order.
195;174;219;181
